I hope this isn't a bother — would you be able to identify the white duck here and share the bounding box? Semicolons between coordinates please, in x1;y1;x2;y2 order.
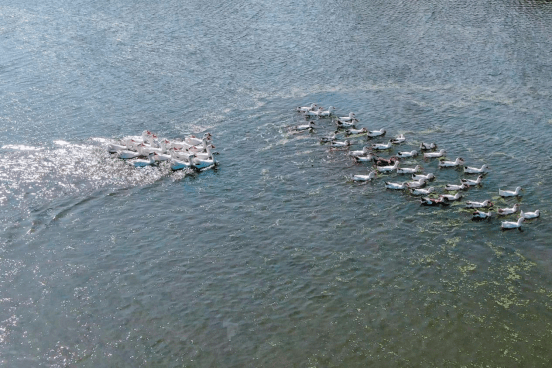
501;217;524;230
108;141;127;153
420;142;438;151
335;119;357;128
371;140;393;150
185;133;212;146
366;129;386;138
376;161;399;173
497;203;520;216
499;186;523;197
444;182;469;191
439;192;462;201
153;151;172;162
465;200;493;208
397;150;418;158
520;210;540;219
293;121;315;132
423;149;446;158
318;106;337;117
296;103;318;112
352;171;377;182
132;152;156;168
397;165;422;174
117;149;142;159
302;107;323;118
464;164;489;174
330;140;351;148
410;187;434;196
354;154;375;163
391;134;406;144
385;181;407;190
412;173;435;181
472;210;492;220
461;175;483;187
171;153;195;171
192;155;217;170
349;146;371;157
336;112;357;122
406;179;427;189
346;128;368;135
320;131;339;143
438;157;464;168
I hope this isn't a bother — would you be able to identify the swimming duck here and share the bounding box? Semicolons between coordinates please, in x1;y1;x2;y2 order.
318;106;337;117
117;149;142;159
366;129;386;138
349;146;371;157
397;165;422;174
335;120;357;128
293;121;315;132
461;175;484;187
520;210;540;219
420;142;438;151
336;112;357;122
192;155;217;171
108;141;127;153
153;151;172;162
320;131;339;143
397;150;418;158
185;133;212;146
410;187;434;196
497;203;520;216
439;192;462;201
296;103;318;112
346;128;368;136
371;141;393;150
377;161;400;173
406;178;427;188
391;134;406;144
353;154;375;163
499;186;523;197
438;157;464;168
465;200;493;208
374;156;400;166
444;182;469;191
472;210;492;220
132;152;156;168
412;173;435;181
171;153;195;171
423;149;446;158
385;181;407;190
501;217;524;230
464;164;489;174
352;170;377;182
420;196;450;206
330;140;351;149
302;107;323;118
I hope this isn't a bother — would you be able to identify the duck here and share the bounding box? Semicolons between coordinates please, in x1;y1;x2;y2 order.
461;175;484;187
371;140;393;150
497;203;520;216
385;181;407;190
397;150;418;158
302;107;323;118
318;106;337;117
412;173;435;181
192;145;214;160
349;146;371;157
464;164;490;174
501;217;524;230
132;152;156;168
397;165;422;174
293;121;315;132
410;187;434;196
520;210;540;219
391;134;406;144
138;142;166;155
406;178;427;189
186;133;212;145
353;154;375;163
153;151;172;162
330;140;351;149
352;171;377;182
142;130;158;145
296;103;318;112
439;192;462;201
366;129;386;138
472;210;492;220
465;200;493;208
423;149;446;158
108;141;127;153
499;186;523;197
336;112;357;122
117;149;142;159
377;161;400;173
444;182;469;191
335;119;357;128
420;142;437;151
192;155;217;171
171;153;195;171
374;156;400;166
438;157;464;168
320;131;339;143
420;196;450;206
346;128;368;136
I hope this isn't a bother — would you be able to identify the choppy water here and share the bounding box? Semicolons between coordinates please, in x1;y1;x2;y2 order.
2;0;552;366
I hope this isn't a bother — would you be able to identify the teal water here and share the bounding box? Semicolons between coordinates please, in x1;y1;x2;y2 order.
2;0;552;366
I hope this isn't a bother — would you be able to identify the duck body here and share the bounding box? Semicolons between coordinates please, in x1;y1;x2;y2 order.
420;196;450;206
420;142;437;151
352;171;377;182
293;121;315;132
497;203;520;216
335;120;357;128
108;141;127;153
521;210;540;219
391;134;406;144
412;173;435;181
444;182;469;191
439;192;462;201
464;164;489;174
461;175;483;186
374;156;399;166
397;165;422;174
501;217;524;230
371;141;393;150
423;149;446;158
377;161;399;173
465;200;493;208
406;179;427;188
354;155;375;163
499;186;523;197
472;210;492;220
117;150;142;159
366;129;386;138
296;103;318;112
397;150;418;158
132;153;156;168
349;146;371;157
410;187;434;196
346;128;368;135
385;181;407;190
336;112;357;122
330;140;351;149
438;157;464;168
320;131;339;143
192;156;217;171
318;106;337;117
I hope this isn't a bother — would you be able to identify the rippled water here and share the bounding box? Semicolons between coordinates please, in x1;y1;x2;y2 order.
2;0;552;366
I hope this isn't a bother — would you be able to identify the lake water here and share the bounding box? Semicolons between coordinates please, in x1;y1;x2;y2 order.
2;0;552;366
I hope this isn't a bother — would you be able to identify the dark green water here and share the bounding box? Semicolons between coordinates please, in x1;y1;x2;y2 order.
1;0;552;366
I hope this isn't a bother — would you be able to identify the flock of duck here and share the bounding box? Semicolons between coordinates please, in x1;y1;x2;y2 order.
294;103;540;231
107;130;217;171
